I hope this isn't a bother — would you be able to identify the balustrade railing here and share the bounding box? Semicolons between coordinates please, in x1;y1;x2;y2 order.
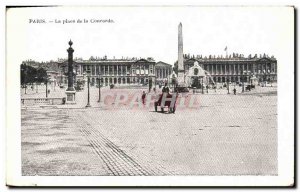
21;97;65;105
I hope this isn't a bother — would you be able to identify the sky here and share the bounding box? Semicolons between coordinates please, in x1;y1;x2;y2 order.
7;6;293;66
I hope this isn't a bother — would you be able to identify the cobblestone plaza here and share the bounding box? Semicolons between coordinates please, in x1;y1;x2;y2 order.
21;85;277;176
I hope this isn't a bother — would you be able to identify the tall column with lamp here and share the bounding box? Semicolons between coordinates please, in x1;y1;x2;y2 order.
242;70;245;93
227;78;230;94
206;77;209;94
86;69;91;107
35;76;38;93
97;73;101;103
45;77;49;98
65;40;76;104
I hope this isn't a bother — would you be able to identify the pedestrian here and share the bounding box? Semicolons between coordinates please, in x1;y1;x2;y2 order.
142;91;146;105
233;88;236;95
48;89;50;95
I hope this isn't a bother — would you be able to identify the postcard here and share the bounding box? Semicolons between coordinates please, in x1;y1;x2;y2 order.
6;6;294;187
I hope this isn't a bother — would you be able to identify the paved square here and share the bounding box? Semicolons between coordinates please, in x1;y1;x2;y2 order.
21;86;277;176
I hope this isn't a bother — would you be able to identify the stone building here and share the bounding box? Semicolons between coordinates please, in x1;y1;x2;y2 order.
155;61;173;85
182;53;277;85
56;57;171;87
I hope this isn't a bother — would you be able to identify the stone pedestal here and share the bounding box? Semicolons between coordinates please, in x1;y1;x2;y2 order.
65;90;76;104
177;70;187;87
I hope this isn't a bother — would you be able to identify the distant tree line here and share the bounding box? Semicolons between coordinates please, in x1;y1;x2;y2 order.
20;63;48;85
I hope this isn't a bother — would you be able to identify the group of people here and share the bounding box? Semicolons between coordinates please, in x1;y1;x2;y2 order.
141;83;170;105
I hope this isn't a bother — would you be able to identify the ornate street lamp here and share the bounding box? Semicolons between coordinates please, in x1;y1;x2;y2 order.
262;70;266;87
35;76;38;93
242;70;245;93
227;78;230;94
96;73;101;102
267;69;271;87
206;78;209;94
45;76;50;98
86;69;91;107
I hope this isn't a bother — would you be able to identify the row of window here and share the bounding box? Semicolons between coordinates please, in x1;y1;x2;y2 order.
186;64;276;75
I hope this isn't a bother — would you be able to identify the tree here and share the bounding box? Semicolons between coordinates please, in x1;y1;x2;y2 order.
36;68;48;83
20;64;47;85
20;64;36;85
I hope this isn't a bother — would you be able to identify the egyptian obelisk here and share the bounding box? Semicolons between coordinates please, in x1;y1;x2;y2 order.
177;22;185;86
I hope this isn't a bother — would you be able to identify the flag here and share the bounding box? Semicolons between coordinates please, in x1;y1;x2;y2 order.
224;46;227;51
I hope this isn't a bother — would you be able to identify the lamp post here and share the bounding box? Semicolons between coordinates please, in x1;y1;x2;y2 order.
266;69;271;87
249;72;254;90
86;69;91;107
64;40;77;104
227;78;230;94
262;70;266;87
75;64;78;83
35;77;38;93
242;71;245;93
206;78;209;94
45;77;49;98
269;70;273;87
97;74;101;102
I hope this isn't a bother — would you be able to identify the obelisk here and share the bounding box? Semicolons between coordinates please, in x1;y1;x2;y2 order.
177;22;185;86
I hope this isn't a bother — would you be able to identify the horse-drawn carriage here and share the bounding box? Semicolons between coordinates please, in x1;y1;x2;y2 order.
245;84;255;91
154;93;178;113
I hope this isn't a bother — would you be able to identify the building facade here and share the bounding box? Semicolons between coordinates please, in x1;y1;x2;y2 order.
182;54;277;84
56;57;172;87
155;61;173;85
23;53;277;88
